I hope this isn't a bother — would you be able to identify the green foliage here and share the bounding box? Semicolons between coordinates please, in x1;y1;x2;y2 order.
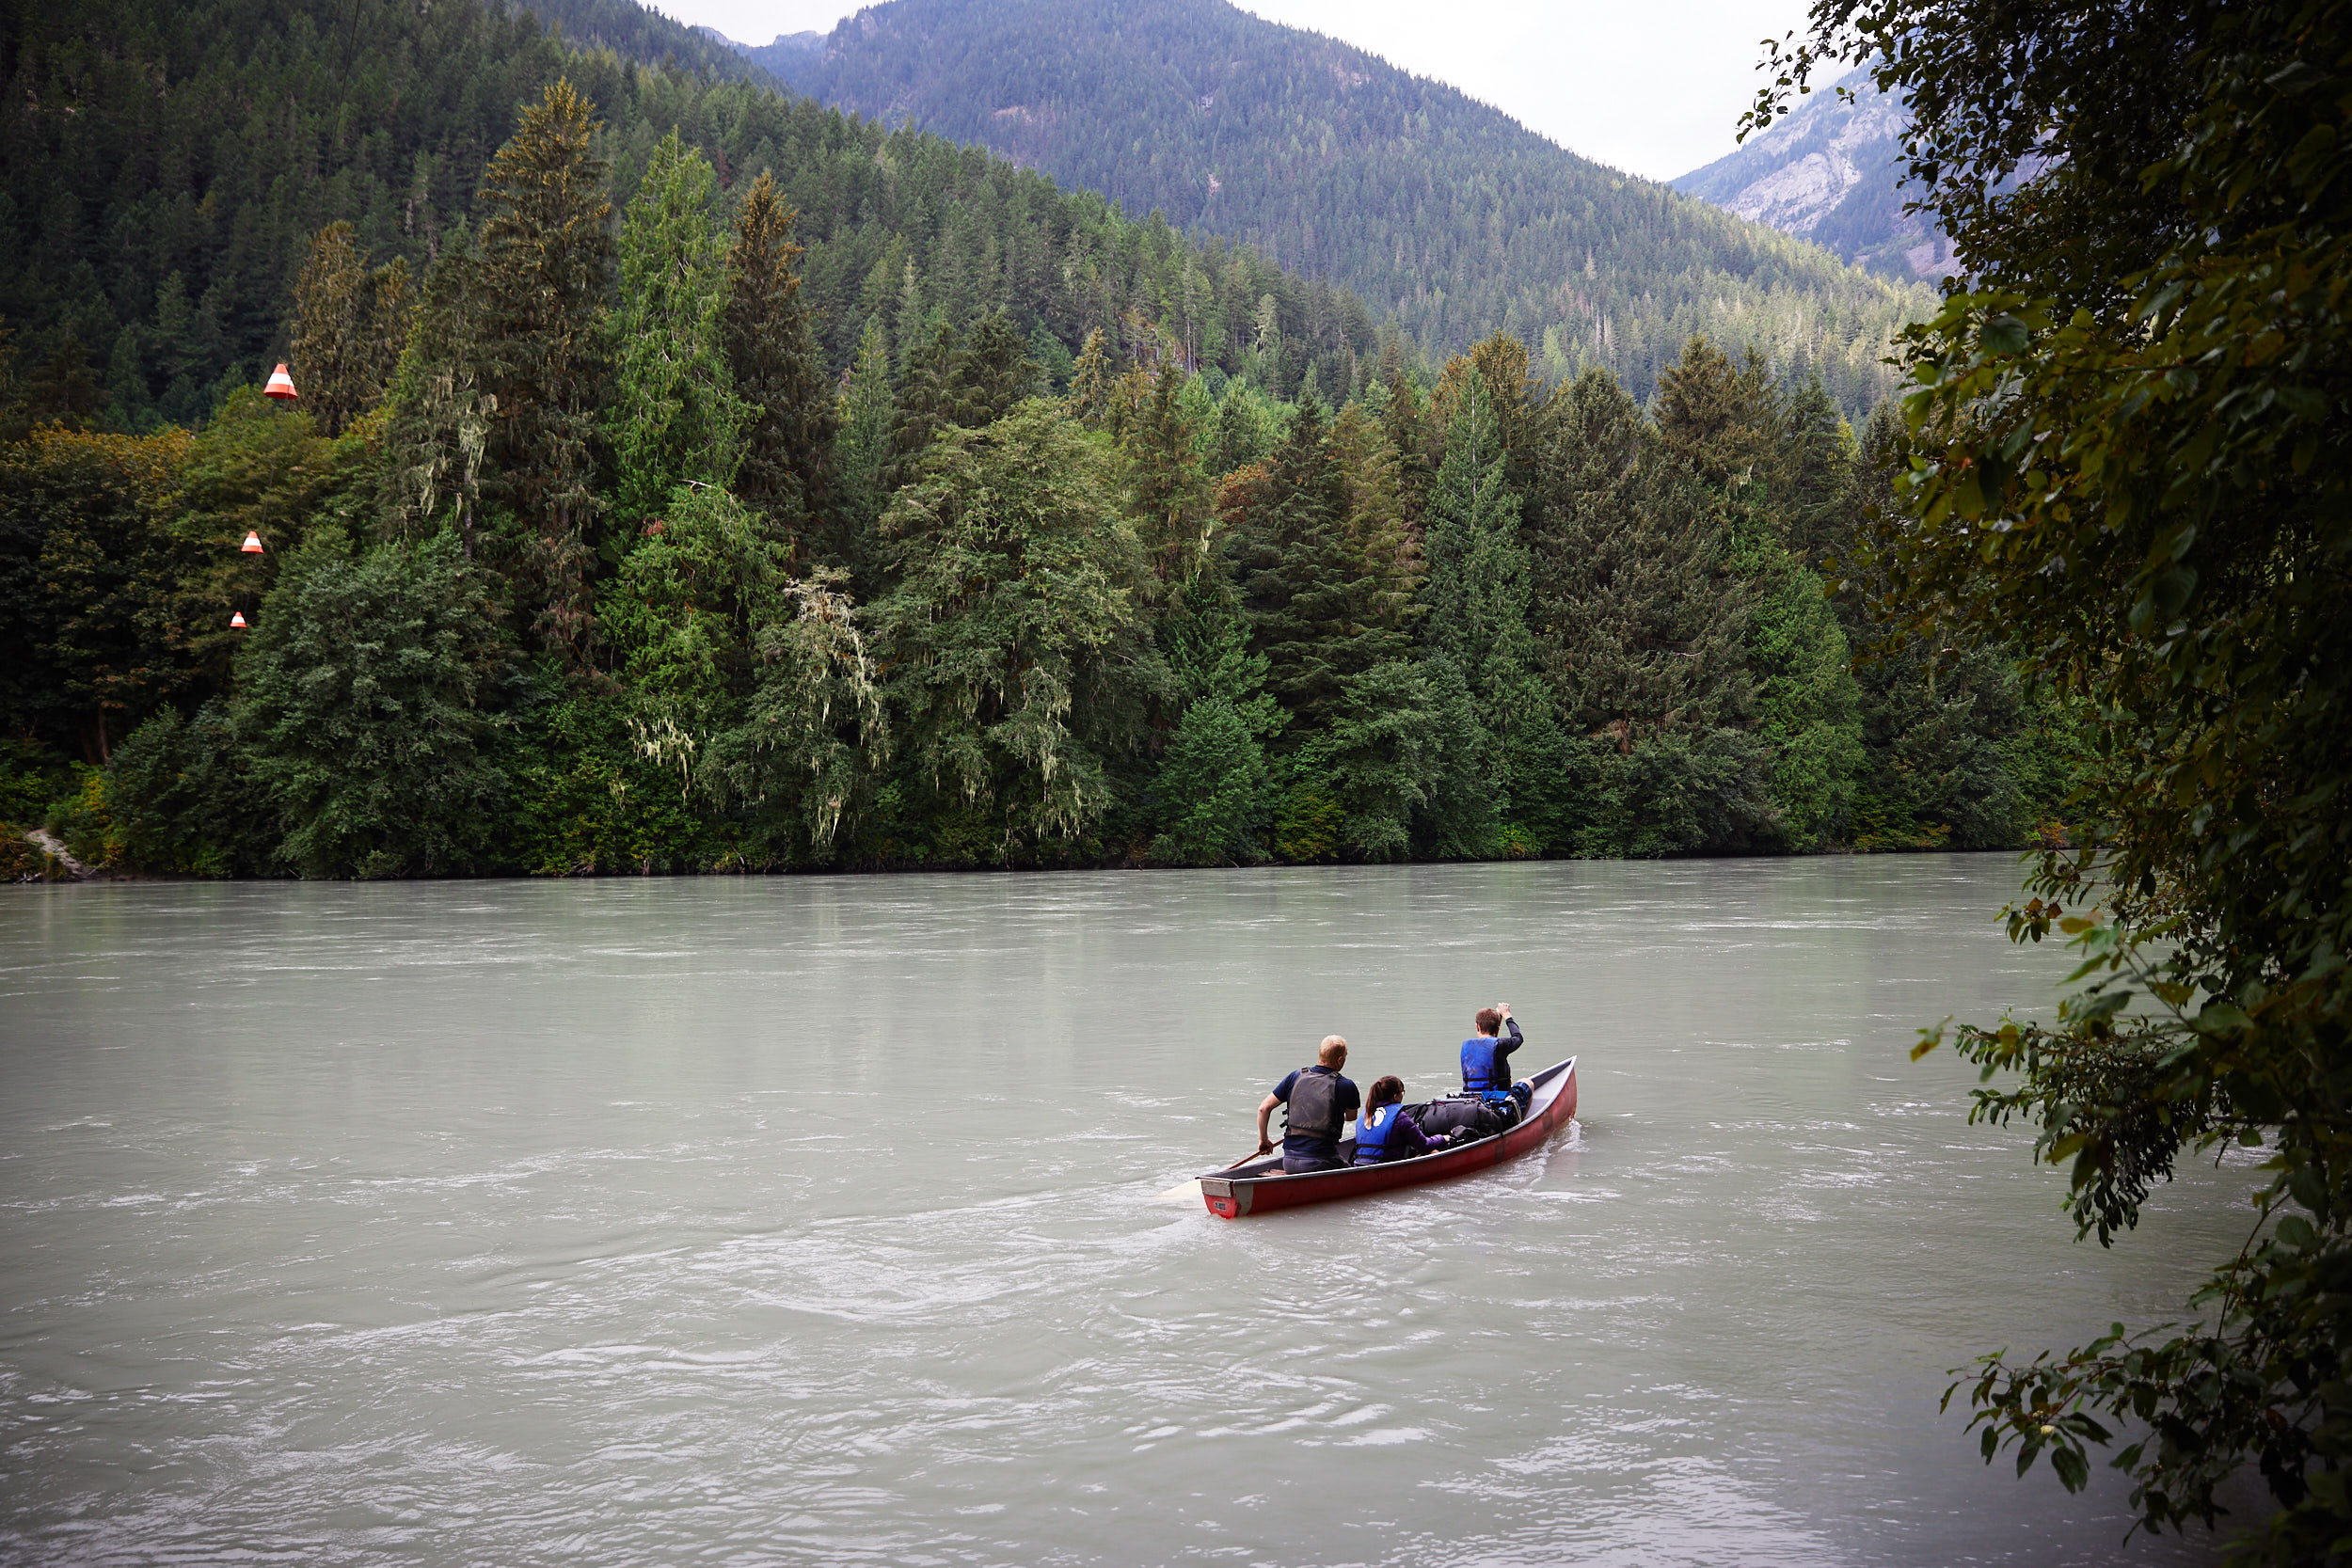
607;132;744;520
0;0;2077;886
871;402;1160;859
0;425;205;761
1762;0;2352;1553
723;171;835;539
235;530;509;877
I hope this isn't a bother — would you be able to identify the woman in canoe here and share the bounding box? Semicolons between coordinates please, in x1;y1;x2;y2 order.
1353;1076;1438;1165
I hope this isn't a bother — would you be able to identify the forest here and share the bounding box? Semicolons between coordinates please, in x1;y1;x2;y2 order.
743;0;1932;408
0;0;2079;879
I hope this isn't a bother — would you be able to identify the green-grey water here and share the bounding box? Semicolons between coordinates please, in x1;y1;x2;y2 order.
0;858;2253;1563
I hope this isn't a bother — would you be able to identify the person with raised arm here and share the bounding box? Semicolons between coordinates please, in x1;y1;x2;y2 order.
1459;1002;1533;1124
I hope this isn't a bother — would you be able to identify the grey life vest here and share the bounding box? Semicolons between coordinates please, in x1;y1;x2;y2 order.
1286;1069;1343;1142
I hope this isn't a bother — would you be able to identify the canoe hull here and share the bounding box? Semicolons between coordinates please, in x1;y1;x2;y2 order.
1197;1055;1578;1218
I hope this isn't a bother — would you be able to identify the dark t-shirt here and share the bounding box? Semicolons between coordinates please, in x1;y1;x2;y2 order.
1272;1066;1360;1160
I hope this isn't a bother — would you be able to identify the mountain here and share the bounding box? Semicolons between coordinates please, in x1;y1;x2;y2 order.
741;28;824;71
0;0;1386;430
727;0;1931;410
1672;70;1955;282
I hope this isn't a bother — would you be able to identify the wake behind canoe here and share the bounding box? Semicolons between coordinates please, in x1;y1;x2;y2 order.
1195;1055;1579;1219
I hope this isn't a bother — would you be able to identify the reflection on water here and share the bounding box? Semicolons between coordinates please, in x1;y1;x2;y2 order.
0;859;2249;1564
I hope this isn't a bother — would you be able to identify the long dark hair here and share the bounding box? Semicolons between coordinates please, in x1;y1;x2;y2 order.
1368;1075;1405;1109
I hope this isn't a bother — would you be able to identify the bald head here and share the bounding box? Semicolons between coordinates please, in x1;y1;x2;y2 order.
1317;1035;1348;1068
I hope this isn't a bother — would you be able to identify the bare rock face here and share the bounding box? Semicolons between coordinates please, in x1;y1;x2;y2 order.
1673;70;1957;282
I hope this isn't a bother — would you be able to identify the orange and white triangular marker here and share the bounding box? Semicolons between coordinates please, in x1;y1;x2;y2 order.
262;362;298;401
229;611;248;628
240;531;264;553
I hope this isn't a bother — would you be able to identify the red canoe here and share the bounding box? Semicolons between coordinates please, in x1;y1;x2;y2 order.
1194;1055;1580;1219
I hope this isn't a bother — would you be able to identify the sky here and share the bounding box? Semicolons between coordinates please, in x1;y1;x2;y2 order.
650;0;1819;182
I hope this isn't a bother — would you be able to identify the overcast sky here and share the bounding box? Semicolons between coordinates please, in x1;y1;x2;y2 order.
651;0;1818;182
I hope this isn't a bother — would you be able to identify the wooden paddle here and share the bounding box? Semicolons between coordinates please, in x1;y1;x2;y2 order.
1153;1144;1275;1202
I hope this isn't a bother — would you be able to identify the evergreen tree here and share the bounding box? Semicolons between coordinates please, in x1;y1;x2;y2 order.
1120;361;1214;593
378;228;494;557
475;78;614;663
235;529;508;879
1330;398;1418;634
883;319;959;494
1228;392;1404;734
1381;367;1436;546
831;316;896;572
1529;367;1770;854
944;309;1042;427
290;223;414;438
1775;374;1850;565
723;170;837;542
872;403;1157;857
1418;367;1548;817
1656;336;1780;491
608;132;744;522
1066;327;1114;426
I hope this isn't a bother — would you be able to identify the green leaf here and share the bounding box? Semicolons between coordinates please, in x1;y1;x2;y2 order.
1980;314;2030;356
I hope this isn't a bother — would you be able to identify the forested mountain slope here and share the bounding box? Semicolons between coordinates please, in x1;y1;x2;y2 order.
1672;69;1951;281
737;0;1931;408
0;0;1383;433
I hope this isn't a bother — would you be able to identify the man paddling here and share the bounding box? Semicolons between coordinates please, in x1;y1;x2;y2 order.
1256;1035;1360;1174
1460;1003;1534;1122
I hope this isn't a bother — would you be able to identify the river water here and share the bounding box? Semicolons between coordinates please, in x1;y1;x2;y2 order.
0;858;2254;1565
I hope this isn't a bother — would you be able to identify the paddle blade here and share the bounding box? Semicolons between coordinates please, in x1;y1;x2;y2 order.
1153;1179;1202;1203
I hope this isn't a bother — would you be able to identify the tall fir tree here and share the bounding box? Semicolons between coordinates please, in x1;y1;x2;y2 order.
943;309;1041;428
289;223;413;438
377;227;493;558
475;78;614;664
831;316;896;576
1228;392;1404;734
1528;367;1771;854
608;132;744;523
883;319;959;494
723;170;836;544
1418;368;1544;782
1656;336;1781;492
1120;360;1214;594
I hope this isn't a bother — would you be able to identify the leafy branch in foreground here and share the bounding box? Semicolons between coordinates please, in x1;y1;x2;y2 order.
1762;0;2352;1558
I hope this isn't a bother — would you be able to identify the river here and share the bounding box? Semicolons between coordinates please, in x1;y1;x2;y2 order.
0;857;2252;1564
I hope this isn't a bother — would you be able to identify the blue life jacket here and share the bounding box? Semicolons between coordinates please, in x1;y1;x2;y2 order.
1460;1035;1505;1093
1353;1102;1407;1164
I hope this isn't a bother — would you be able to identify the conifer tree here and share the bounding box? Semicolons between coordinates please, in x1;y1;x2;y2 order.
1433;332;1545;488
883;319;959;494
1774;374;1849;564
1656;336;1781;491
944;309;1041;428
1419;368;1544;778
609;132;744;523
1330;398;1417;632
1066;327;1114;427
290;223;413;438
378;227;493;558
1228;392;1403;733
475;78;614;664
1120;361;1214;592
832;317;896;566
1529;367;1770;854
1381;368;1436;545
723;170;836;539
